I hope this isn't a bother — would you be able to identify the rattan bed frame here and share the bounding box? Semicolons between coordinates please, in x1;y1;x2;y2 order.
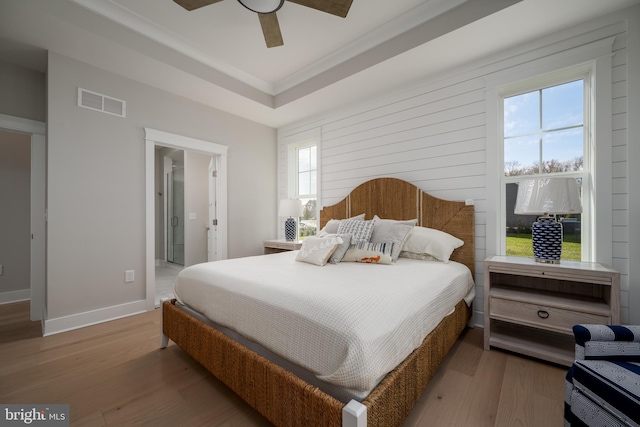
161;177;475;427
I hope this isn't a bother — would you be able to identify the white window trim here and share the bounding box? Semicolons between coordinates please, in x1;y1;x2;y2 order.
279;128;321;238
485;36;614;265
289;142;317;199
500;71;591;261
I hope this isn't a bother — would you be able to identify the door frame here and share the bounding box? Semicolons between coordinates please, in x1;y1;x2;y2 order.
0;113;46;322
144;128;228;311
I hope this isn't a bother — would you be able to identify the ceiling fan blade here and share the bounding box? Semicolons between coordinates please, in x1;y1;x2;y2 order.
173;0;224;11
258;13;284;48
287;0;353;18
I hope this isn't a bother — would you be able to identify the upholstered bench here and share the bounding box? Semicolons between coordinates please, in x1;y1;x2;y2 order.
564;324;640;427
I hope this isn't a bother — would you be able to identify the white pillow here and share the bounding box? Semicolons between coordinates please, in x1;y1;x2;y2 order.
342;241;394;265
401;226;463;263
370;216;416;262
295;235;343;266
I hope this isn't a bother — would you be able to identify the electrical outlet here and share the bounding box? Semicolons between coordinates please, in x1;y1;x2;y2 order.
125;270;135;283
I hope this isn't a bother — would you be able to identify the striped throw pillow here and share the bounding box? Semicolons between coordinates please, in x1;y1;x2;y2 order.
342;241;394;264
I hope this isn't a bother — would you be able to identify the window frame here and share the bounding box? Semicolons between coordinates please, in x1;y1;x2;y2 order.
485;37;614;266
285;133;320;239
499;72;592;261
294;144;317;200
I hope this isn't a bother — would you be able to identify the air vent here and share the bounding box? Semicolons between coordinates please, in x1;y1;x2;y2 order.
77;88;126;118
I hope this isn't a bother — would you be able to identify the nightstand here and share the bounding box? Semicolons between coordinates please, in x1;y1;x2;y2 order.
484;255;620;366
263;239;302;254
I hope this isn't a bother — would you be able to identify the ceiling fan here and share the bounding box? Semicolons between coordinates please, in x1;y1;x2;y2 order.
174;0;354;48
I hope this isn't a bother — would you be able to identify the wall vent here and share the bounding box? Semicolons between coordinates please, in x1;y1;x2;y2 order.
77;88;126;118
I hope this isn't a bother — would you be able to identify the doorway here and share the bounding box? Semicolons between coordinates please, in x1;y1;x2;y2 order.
144;128;228;311
0;114;45;323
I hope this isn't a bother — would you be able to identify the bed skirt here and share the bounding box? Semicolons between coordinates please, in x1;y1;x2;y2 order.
162;298;472;427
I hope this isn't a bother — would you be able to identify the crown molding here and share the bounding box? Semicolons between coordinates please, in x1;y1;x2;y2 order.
273;0;467;93
67;0;470;98
68;0;275;93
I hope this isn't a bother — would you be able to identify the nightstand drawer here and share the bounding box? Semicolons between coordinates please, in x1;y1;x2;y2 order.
490;297;610;334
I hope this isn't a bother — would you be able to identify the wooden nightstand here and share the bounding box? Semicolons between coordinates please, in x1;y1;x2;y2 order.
484;255;620;366
263;239;302;254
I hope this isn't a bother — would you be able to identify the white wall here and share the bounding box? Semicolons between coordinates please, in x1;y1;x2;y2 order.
0;130;31;302
279;5;639;325
45;51;276;328
0;60;46;123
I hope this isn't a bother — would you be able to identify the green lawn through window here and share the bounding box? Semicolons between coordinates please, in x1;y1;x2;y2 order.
506;233;581;261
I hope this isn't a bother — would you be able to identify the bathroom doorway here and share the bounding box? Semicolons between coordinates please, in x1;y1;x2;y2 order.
145;128;228;311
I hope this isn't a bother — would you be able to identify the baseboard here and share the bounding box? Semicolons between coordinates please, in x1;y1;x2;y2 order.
0;289;30;305
43;299;148;336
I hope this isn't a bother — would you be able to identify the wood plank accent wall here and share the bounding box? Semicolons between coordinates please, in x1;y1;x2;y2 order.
278;13;632;324
611;27;630;324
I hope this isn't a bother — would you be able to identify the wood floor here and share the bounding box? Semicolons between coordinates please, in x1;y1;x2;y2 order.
0;301;567;426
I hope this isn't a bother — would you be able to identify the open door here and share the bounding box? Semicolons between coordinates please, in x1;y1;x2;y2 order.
207;157;217;262
31;134;46;321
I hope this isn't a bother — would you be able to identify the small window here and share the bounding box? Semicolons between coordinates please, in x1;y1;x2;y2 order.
286;141;318;239
297;145;317;239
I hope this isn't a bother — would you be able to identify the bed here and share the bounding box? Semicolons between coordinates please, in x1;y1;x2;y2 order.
160;177;475;427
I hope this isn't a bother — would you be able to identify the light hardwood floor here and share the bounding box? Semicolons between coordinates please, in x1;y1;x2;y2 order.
0;301;567;426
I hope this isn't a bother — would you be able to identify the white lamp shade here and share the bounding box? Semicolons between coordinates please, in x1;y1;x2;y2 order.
514;178;582;215
278;199;301;217
238;0;284;13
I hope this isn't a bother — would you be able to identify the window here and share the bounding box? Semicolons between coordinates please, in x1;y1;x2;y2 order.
486;37;614;268
287;140;318;239
501;76;590;261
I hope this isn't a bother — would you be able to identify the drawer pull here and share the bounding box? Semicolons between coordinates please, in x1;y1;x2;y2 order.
537;310;549;319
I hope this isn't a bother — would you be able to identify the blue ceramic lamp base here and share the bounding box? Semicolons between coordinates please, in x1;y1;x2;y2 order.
285;217;297;241
532;216;563;264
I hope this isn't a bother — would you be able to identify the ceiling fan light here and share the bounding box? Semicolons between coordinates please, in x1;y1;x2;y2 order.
238;0;284;14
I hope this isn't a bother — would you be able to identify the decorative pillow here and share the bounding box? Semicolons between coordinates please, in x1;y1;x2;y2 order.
337;219;376;243
295;235;343;266
370;216;417;262
342;241;394;265
319;213;365;235
401;226;463;263
323;233;352;264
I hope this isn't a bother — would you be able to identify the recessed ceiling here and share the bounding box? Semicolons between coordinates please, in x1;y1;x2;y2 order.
0;0;638;127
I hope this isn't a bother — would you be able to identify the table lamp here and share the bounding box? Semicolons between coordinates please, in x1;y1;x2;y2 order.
279;199;301;241
514;177;582;264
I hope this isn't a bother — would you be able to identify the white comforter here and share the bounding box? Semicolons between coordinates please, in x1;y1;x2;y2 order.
174;251;474;397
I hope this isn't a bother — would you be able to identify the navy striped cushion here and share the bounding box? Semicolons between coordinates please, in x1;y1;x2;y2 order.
572;360;640;426
574;325;640;346
573;325;640;361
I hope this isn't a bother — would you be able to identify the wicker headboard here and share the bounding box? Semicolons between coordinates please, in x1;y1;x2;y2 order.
319;178;475;275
